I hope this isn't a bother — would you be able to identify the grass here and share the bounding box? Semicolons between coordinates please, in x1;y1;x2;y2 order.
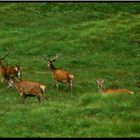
0;2;140;138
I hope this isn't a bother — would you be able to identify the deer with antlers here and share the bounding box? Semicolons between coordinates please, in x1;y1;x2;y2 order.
42;53;74;92
4;63;22;81
0;51;10;83
97;79;134;95
0;51;22;86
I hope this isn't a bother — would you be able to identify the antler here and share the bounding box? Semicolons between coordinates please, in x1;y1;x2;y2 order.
50;53;61;61
0;50;9;60
42;54;49;61
42;53;61;61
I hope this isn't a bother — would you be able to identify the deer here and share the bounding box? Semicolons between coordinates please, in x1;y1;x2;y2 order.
0;51;10;83
0;51;22;86
97;79;134;95
42;53;74;92
8;78;48;102
4;63;22;81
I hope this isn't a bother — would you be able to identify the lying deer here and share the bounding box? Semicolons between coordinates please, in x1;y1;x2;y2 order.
8;78;48;102
42;53;74;92
97;79;134;95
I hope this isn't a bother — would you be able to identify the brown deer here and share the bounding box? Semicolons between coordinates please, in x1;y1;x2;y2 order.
0;51;10;83
4;63;22;81
97;79;134;95
8;78;48;102
42;53;74;92
0;51;22;85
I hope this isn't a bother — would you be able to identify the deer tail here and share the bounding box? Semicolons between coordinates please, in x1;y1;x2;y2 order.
69;74;74;80
40;85;46;94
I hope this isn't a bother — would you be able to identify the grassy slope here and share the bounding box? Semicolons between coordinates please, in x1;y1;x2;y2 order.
0;3;140;137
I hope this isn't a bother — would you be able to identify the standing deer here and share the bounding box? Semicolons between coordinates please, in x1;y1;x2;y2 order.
8;78;48;102
4;63;22;81
42;53;74;92
0;51;10;83
97;79;134;95
0;51;22;86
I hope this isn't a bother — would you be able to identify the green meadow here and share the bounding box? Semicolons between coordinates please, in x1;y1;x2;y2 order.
0;3;140;137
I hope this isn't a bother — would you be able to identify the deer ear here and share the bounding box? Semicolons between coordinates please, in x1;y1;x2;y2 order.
97;80;101;83
101;80;104;83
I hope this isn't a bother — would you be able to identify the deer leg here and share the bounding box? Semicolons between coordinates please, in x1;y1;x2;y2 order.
40;88;48;101
21;94;26;103
1;77;4;83
69;80;73;92
55;81;59;92
7;80;13;88
36;92;45;102
43;96;48;101
22;94;26;100
37;95;47;102
65;82;70;91
40;92;48;101
51;80;56;88
19;92;25;102
41;91;48;101
40;96;47;101
37;96;41;102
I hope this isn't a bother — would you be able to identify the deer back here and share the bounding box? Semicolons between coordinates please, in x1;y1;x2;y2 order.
53;69;74;83
15;81;45;94
103;89;133;94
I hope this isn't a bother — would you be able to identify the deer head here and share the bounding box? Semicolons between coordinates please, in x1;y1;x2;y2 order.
42;53;61;69
97;79;104;88
14;63;22;80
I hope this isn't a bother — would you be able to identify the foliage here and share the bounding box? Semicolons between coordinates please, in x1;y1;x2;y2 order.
0;3;139;137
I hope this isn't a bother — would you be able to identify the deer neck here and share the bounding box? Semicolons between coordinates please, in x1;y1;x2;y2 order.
0;61;5;69
12;80;20;89
0;63;6;76
49;63;56;71
98;85;104;94
0;65;3;71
